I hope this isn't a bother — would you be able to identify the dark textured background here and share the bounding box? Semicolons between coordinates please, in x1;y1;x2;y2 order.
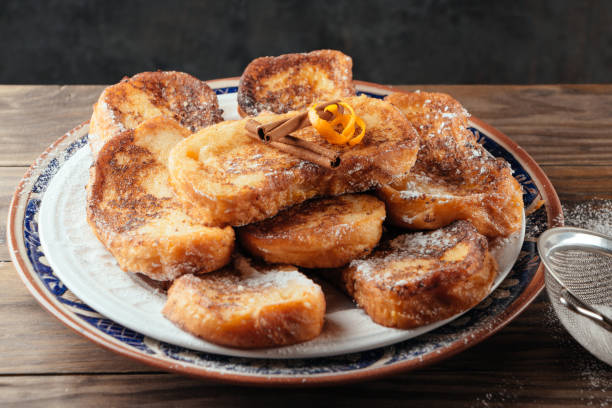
1;0;611;84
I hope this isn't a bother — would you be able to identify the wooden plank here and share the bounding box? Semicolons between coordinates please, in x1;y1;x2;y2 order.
1;85;610;406
0;167;28;261
0;263;156;374
1;85;612;167
393;84;612;166
543;164;612;200
0;364;609;408
0;85;104;166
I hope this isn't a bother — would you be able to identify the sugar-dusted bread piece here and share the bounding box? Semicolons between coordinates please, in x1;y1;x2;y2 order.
340;220;497;329
380;92;524;238
238;194;386;268
86;116;235;281
89;71;223;155
163;255;326;348
168;95;419;227
237;49;355;116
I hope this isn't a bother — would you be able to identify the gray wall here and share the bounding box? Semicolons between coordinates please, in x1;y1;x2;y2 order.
2;0;611;84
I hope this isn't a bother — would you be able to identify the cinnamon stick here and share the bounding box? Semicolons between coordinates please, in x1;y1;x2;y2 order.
279;135;339;161
247;100;339;141
265;112;309;141
244;100;348;169
245;119;268;141
245;126;340;169
269;141;339;169
245;118;290;141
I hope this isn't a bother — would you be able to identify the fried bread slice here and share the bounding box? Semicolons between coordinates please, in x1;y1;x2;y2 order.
86;116;235;281
238;194;386;268
237;49;355;116
169;95;419;227
340;220;497;329
89;71;223;155
163;255;326;348
380;92;524;238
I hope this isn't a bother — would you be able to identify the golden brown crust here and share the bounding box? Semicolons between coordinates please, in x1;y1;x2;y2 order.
162;256;326;348
238;194;386;268
237;50;355;116
168;95;419;227
380;92;524;237
340;220;498;329
89;71;223;156
86;116;234;281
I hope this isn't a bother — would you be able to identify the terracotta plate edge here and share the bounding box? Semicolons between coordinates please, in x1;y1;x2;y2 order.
6;79;563;386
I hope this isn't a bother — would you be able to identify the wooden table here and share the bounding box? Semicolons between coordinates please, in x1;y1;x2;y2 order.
1;85;611;407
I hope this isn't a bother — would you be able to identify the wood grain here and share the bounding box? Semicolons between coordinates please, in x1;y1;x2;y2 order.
393;84;612;166
1;85;612;167
0;85;103;166
0;167;28;261
0;262;157;374
0;360;609;408
543;165;612;200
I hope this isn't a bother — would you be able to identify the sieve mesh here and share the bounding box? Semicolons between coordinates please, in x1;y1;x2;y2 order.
547;249;612;310
540;227;612;365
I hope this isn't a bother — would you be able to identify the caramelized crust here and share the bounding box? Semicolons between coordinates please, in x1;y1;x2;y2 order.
168;95;419;227
237;49;355;116
380;92;524;237
340;220;497;329
89;71;223;155
86;116;234;281
238;194;386;268
163;256;326;348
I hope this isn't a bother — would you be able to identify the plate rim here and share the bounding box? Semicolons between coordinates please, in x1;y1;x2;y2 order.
7;79;562;386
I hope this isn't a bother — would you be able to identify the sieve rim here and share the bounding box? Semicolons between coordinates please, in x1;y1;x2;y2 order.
538;226;612;283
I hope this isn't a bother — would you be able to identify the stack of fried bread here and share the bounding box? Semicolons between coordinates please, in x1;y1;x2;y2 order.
86;50;524;349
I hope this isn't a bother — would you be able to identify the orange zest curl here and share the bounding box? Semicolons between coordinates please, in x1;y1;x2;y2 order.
308;101;366;146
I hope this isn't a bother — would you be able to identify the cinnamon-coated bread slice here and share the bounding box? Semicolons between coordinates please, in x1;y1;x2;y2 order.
238;194;386;268
163;255;326;348
237;49;355;116
86;116;234;281
168;95;419;227
379;92;524;238
89;71;223;155
340;220;497;329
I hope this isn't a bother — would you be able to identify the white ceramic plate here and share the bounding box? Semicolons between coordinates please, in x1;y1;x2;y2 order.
38;92;524;359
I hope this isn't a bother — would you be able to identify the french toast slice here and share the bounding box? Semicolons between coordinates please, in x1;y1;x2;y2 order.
168;95;419;227
238;194;386;268
237;49;355;116
89;71;223;155
340;220;497;329
163;255;326;348
380;92;524;238
86;116;235;281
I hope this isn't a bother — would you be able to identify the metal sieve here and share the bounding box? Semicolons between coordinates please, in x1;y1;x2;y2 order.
538;227;612;366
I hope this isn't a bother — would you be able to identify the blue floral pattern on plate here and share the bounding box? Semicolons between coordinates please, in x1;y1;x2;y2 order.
17;87;547;378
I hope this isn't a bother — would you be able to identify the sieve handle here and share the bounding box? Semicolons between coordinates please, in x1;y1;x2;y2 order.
559;288;612;332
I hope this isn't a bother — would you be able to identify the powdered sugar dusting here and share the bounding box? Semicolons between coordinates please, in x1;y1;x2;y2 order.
562;199;612;236
232;255;312;290
350;222;476;288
